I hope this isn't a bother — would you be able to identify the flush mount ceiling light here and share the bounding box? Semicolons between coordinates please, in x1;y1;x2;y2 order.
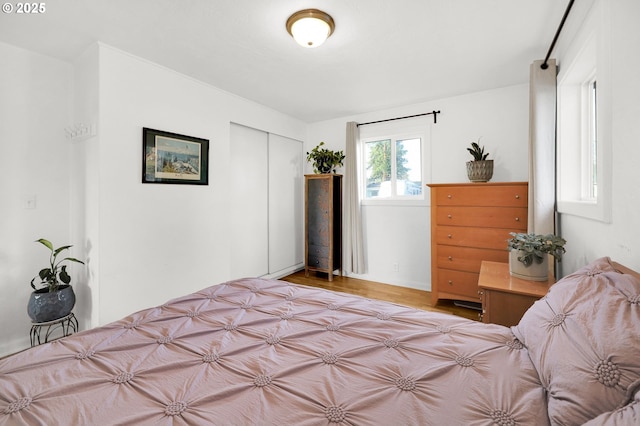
286;9;335;48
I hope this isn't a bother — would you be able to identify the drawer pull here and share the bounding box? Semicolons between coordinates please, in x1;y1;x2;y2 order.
447;194;452;199
448;256;453;261
447;234;452;239
447;214;452;219
448;280;453;286
515;217;520;221
515;194;520;199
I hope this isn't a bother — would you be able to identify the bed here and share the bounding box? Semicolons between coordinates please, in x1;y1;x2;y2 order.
1;257;639;425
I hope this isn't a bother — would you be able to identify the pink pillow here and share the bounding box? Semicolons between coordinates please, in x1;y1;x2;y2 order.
583;388;640;425
512;257;640;424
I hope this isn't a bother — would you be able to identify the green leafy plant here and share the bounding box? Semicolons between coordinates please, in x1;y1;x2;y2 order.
31;238;85;293
507;232;566;266
467;140;490;161
306;142;345;174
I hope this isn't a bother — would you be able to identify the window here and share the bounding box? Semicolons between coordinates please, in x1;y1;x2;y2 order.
586;79;597;200
358;118;430;204
363;136;422;199
557;0;611;222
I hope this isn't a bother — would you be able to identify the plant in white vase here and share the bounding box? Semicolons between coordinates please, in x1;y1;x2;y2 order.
507;232;566;281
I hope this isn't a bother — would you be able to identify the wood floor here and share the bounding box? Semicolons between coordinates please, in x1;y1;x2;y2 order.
280;270;480;321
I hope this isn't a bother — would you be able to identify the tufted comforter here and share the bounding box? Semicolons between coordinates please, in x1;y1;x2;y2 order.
1;257;638;425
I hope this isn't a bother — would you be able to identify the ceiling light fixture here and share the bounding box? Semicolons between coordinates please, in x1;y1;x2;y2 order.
286;9;335;48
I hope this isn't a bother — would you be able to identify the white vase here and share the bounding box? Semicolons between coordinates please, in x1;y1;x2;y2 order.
509;250;549;281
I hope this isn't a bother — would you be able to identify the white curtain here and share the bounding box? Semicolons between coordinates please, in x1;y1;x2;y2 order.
528;59;558;276
528;59;557;235
343;121;365;274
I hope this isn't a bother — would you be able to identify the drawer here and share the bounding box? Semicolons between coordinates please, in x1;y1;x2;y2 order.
437;269;479;299
481;289;540;327
307;244;329;269
436;206;527;229
307;254;329;270
307;218;329;246
434;185;527;207
436;226;516;250
436;245;508;273
308;244;329;257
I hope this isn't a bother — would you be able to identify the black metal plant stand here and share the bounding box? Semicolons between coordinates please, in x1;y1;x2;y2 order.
30;313;78;347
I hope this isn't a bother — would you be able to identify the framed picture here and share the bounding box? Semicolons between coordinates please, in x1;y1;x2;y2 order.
142;127;209;185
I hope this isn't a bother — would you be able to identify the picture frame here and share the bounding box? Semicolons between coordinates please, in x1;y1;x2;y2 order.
142;127;209;185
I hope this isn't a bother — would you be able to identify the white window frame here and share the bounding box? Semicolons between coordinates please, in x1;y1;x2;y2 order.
583;77;597;201
557;0;611;222
359;120;430;206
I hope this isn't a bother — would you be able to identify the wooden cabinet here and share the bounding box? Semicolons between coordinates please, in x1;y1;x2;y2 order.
305;174;342;281
478;261;554;326
427;182;528;304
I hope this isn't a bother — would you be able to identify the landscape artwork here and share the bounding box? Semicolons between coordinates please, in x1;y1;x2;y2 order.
154;136;201;180
142;127;209;185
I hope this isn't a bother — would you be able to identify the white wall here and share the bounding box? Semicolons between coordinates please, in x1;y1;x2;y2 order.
70;43;100;331
0;42;307;357
555;0;640;274
307;84;530;290
0;42;74;356
89;44;307;326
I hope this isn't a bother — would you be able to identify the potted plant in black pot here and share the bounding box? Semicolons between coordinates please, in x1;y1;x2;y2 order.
466;140;493;182
507;232;566;281
306;141;345;174
28;238;85;323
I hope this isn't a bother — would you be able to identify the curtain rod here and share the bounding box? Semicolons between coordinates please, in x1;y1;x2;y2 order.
357;110;440;127
541;0;574;70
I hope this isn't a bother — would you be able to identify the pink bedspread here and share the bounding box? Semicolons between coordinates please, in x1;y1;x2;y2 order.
1;278;548;425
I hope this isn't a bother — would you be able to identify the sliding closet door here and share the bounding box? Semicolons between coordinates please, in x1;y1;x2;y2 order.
268;134;304;275
229;123;269;278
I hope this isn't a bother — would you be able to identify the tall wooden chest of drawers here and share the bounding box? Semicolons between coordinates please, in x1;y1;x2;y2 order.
427;182;528;304
305;174;342;281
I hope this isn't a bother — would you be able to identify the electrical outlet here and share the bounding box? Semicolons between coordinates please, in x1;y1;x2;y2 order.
392;263;399;272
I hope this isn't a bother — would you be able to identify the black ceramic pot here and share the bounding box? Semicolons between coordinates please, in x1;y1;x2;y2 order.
27;285;76;323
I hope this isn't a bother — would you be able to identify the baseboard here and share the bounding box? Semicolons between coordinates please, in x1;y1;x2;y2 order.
343;272;429;292
262;263;305;280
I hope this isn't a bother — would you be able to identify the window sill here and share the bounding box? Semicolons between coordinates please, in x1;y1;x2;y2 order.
557;199;611;223
361;199;428;207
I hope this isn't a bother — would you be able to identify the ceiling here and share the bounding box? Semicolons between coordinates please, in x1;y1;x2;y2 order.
0;0;568;122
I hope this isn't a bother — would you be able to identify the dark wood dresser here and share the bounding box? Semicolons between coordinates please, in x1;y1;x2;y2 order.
305;174;342;281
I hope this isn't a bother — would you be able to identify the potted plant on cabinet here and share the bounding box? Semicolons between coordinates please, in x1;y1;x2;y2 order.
507;232;566;281
466;140;493;182
306;142;345;174
27;238;85;323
